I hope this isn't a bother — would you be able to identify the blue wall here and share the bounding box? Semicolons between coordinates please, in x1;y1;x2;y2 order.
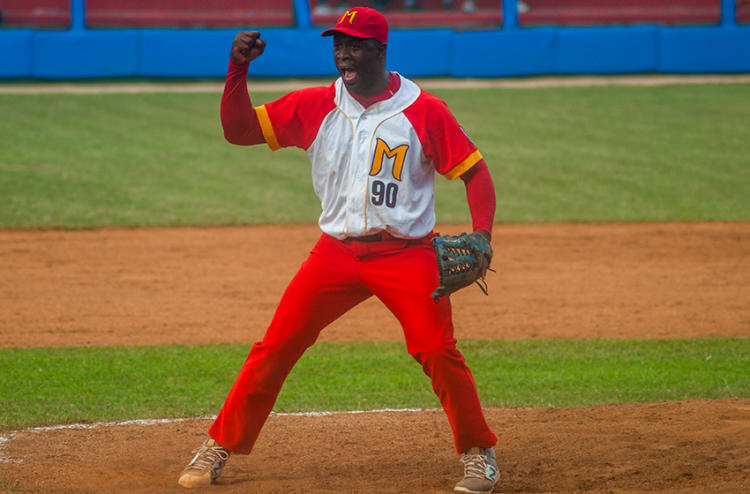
1;0;749;79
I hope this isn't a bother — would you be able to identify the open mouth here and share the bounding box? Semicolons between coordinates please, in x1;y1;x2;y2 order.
340;67;358;84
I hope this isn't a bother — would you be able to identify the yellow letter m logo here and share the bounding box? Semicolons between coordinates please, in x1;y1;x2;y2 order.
339;10;357;25
370;138;409;181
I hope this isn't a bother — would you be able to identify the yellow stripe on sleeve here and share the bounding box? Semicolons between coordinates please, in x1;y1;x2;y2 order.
255;105;281;151
444;150;483;180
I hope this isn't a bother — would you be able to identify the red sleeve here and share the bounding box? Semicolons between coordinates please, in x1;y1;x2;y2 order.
403;91;481;179
220;61;265;145
261;84;336;150
460;159;496;237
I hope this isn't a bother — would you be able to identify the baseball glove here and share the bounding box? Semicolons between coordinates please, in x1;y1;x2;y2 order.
431;232;493;302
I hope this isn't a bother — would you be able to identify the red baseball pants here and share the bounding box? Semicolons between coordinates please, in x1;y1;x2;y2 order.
209;233;497;454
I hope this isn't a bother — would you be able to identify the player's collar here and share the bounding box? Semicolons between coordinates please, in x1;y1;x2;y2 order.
335;72;419;118
348;72;401;109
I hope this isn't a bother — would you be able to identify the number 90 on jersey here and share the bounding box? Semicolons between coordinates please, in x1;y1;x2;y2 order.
371;180;398;208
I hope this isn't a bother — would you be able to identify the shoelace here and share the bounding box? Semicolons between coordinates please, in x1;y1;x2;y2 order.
186;443;231;472
459;452;489;479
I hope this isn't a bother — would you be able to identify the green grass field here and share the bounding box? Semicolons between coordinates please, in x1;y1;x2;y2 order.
1;84;748;228
1;83;748;432
1;339;747;431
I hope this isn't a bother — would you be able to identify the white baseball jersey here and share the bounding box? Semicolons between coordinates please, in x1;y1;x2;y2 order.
255;73;482;240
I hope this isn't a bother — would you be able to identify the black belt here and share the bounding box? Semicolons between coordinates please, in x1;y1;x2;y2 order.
346;232;387;242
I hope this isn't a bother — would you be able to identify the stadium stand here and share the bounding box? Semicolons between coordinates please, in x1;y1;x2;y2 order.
738;0;750;23
0;0;71;28
518;0;722;27
0;1;744;29
84;0;294;28
310;1;735;28
310;0;502;28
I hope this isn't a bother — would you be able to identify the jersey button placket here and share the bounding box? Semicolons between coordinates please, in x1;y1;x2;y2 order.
345;120;366;234
355;118;371;234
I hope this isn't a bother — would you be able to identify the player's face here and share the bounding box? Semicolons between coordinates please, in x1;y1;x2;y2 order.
333;34;388;96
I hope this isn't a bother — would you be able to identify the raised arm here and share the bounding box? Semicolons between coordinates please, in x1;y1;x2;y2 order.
220;31;267;145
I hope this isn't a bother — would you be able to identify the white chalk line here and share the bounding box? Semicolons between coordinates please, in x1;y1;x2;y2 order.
1;74;749;94
0;407;436;464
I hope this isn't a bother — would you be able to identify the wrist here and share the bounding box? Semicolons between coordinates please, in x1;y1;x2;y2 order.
229;60;250;71
476;230;491;242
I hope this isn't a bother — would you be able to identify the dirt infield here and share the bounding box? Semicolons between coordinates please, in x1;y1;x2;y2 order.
3;400;749;494
1;222;749;492
1;222;748;348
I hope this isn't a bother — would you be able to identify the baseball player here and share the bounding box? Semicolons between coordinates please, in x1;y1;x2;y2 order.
178;7;499;493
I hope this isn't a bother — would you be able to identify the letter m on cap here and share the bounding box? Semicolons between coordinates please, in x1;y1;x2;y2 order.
339;10;357;25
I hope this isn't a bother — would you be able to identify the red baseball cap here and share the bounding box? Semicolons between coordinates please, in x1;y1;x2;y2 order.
321;7;389;44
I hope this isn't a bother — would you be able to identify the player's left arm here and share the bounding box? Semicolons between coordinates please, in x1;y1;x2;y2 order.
404;92;496;240
460;159;496;242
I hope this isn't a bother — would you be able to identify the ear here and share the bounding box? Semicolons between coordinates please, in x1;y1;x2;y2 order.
377;42;387;60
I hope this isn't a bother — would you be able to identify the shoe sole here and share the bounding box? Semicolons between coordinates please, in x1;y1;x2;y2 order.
454;480;498;494
177;473;212;488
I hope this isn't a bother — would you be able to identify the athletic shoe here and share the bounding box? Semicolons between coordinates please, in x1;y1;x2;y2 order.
454;446;499;493
178;438;231;488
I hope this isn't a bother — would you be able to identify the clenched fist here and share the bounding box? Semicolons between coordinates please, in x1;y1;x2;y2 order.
230;31;266;65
